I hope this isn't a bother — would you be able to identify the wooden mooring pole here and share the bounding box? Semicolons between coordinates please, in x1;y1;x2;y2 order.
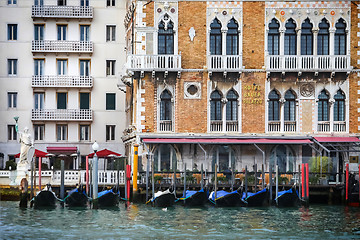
269;164;272;204
275;165;278;206
201;163;204;190
245;166;248;198
183;163;186;198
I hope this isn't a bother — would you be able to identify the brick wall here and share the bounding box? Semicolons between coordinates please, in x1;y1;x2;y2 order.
143;1;154;27
140;74;156;133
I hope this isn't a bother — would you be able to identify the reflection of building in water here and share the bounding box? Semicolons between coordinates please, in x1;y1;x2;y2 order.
120;1;360;180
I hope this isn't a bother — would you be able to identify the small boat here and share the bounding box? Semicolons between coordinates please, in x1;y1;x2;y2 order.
65;187;89;207
275;187;300;207
97;188;120;207
178;189;208;207
31;184;57;208
209;189;247;207
242;188;270;207
148;189;176;207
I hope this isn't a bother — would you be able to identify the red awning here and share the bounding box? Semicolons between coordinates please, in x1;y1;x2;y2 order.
14;149;49;158
314;137;360;143
88;149;121;158
142;138;312;144
46;147;77;154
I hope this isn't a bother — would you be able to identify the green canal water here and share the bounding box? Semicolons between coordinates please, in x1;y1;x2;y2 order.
1;201;360;239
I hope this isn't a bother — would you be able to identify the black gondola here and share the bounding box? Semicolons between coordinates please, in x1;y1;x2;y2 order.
97;189;120;207
275;187;300;207
209;189;247;207
242;188;269;207
31;184;57;208
148;189;176;207
178;189;208;207
65;187;89;207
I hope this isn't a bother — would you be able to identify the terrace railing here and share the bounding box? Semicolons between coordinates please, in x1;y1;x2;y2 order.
126;55;181;72
32;5;93;19
32;40;93;53
32;109;93;121
208;55;243;72
32;75;93;88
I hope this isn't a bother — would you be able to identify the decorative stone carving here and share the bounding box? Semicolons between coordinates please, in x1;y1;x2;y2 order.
189;27;195;42
184;82;201;99
300;83;314;97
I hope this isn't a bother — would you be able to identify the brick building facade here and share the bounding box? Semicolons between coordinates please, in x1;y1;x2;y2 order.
122;1;360;178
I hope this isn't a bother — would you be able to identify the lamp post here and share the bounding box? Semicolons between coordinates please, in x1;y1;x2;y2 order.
92;141;99;209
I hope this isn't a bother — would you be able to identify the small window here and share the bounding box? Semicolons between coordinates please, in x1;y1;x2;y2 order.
318;90;329;121
160;90;172;121
268;19;280;55
8;24;17;40
34;92;44;109
8;92;17;108
34;124;45;141
58;0;67;6
34;0;44;5
210;18;222;55
106;125;115;141
34;59;44;75
226;18;239;55
335;19;347;55
106;60;116;76
107;0;115;7
57;92;67;109
8;125;17;141
8;59;17;76
80;92;90;109
81;0;89;6
158;16;174;55
301;18;313;55
284;19;297;55
57;124;68;141
57;25;67;40
106;93;116;110
80;125;90;141
210;90;222;120
57;59;67;75
268;90;280;121
318;18;329;55
334;90;345;122
8;0;17;5
34;24;44;41
106;25;116;42
80;60;90;76
80;25;90;41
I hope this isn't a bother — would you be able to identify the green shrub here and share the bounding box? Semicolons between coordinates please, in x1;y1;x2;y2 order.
5;160;17;170
154;175;163;182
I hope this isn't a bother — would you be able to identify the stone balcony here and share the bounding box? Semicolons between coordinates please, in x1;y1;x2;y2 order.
32;5;93;19
32;40;93;53
207;55;243;76
32;75;93;88
32;109;93;121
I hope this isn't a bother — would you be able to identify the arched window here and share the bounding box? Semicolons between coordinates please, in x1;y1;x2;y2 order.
335;18;346;55
154;144;177;171
318;90;329;121
210;18;222;55
210;90;222;120
268;18;280;55
268;90;280;121
226;18;238;55
160;89;172;121
284;90;296;121
334;90;345;121
211;146;235;172
226;90;238;121
158;15;174;54
301;18;313;55
270;145;295;172
284;19;297;55
318;18;329;55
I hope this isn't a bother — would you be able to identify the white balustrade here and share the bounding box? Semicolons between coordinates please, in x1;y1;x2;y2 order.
284;121;296;132
159;120;173;132
226;121;238;132
268;121;281;132
32;5;93;18
318;121;330;132
127;55;181;71
333;121;346;132
32;109;93;121
32;40;93;53
266;55;350;72
210;120;223;132
208;55;243;71
32;75;93;88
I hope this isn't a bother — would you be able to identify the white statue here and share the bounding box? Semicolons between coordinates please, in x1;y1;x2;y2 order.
16;125;34;165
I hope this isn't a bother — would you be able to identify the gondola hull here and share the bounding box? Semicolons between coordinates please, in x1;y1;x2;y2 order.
65;190;88;207
153;193;176;207
210;190;247;207
276;188;300;207
98;192;120;207
33;190;57;208
244;189;269;207
182;191;208;207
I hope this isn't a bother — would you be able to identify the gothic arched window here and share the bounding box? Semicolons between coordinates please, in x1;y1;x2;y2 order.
160;89;172;121
210;90;222;120
335;18;347;55
268;90;280;121
210;19;222;55
318;18;329;55
158;15;174;55
226;90;238;121
268;18;280;55
284;90;296;121
318;90;329;121
284;19;297;55
334;90;345;121
301;18;313;55
226;18;239;55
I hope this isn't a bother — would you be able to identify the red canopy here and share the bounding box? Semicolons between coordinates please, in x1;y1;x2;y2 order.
14;149;49;158
88;149;121;158
142;138;312;144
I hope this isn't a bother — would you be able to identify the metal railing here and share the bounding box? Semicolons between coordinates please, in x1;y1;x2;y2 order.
266;55;350;72
32;109;93;121
32;40;93;53
208;55;243;72
159;120;173;132
126;55;181;71
32;5;93;18
32;75;93;88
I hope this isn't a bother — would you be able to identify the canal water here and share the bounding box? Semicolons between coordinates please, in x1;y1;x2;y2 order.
1;201;360;239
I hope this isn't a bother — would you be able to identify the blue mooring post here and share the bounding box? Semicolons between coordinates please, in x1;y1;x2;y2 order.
92;152;98;209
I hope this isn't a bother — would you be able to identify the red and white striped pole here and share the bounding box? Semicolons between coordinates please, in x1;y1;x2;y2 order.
38;157;42;190
86;156;89;195
301;163;305;200
305;163;309;201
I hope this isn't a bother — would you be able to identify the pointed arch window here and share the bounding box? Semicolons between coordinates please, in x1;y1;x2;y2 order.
210;19;222;55
160;89;172;121
284;90;296;121
226;18;238;55
158;16;174;55
284;19;297;55
268;90;280;121
210;90;222;120
318;19;329;55
318;90;329;121
226;90;238;121
335;19;346;55
301;19;313;55
334;90;345;121
268;19;280;55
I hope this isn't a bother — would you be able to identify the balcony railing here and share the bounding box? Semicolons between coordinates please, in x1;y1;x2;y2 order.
210;120;223;132
226;120;238;132
32;5;93;18
284;121;296;132
32;109;93;121
32;75;93;88
334;121;346;132
208;55;243;72
266;55;350;72
32;40;93;53
318;121;330;132
268;121;296;132
159;120;173;132
126;55;181;72
268;121;281;132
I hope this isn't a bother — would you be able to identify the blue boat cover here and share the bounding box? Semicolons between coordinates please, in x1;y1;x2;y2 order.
98;189;113;198
209;190;239;201
183;189;204;199
242;188;267;200
275;188;299;200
